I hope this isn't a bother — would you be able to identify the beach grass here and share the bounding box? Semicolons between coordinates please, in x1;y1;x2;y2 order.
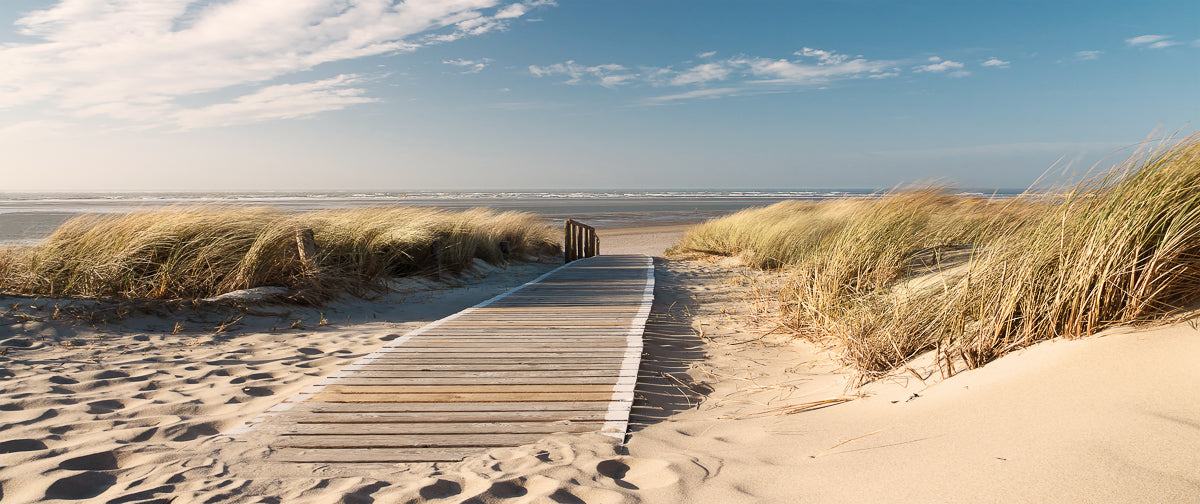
0;206;558;302
673;134;1200;380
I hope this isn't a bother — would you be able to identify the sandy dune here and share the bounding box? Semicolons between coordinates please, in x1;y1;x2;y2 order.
1;228;1197;503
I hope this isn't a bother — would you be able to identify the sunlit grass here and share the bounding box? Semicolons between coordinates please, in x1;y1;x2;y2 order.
674;134;1200;381
0;206;559;302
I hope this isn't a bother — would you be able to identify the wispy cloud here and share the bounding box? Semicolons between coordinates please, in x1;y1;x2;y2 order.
697;51;717;58
644;87;741;103
1075;50;1103;61
528;61;637;88
1126;34;1178;49
173;74;379;130
444;58;493;74
912;56;967;76
0;0;554;129
981;57;1010;68
669;62;733;86
531;47;905;101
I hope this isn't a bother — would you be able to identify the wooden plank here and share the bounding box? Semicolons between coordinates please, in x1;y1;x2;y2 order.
324;376;618;386
283;421;605;435
237;254;653;464
345;363;625;371
278;433;551;449
309;391;616;403
319;384;616;394
436;324;633;326
271;447;479;463
283;411;610;423
404;332;636;337
355;358;627;365
394;340;628;346
341;370;623;378
281;401;614;413
372;348;629;353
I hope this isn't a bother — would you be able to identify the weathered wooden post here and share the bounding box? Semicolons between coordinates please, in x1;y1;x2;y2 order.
498;240;511;260
295;228;317;270
575;225;583;261
564;219;600;263
564;220;574;263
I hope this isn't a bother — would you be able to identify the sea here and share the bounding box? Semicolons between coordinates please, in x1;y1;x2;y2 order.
0;189;1022;246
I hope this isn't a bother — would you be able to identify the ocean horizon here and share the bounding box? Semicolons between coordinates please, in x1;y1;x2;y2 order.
0;189;1025;245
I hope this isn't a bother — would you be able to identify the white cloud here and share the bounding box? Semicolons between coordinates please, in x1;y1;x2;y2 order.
644;87;741;104
532;50;899;92
0;0;554;129
1075;50;1103;61
795;47;850;66
173;74;379;130
697;51;717;58
528;61;637;88
1126;34;1178;48
444;58;492;74
669;62;733;86
913;56;966;74
495;3;528;19
739;53;896;84
981;57;1010;68
532;47;1005;103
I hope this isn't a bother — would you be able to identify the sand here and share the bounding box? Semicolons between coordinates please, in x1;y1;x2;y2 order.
1;227;1198;503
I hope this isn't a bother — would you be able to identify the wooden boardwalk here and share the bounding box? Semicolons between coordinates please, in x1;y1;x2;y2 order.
230;254;654;464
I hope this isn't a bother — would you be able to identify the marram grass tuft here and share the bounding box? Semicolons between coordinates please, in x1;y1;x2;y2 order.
0;206;559;303
674;133;1200;381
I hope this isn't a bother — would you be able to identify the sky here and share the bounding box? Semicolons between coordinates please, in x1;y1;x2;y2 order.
0;0;1197;192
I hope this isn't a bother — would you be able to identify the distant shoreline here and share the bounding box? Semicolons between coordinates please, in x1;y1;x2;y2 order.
0;189;1024;245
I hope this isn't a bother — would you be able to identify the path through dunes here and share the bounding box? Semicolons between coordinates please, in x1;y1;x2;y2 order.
229;254;654;463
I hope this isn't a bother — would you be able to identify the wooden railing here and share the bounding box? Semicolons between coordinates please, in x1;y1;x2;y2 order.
564;219;599;263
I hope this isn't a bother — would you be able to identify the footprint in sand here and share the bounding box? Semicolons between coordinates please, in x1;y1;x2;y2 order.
93;370;129;380
104;484;175;504
297;347;324;356
548;488;588;504
59;451;119;471
230;372;275;385
0;438;48;453
44;471;116;500
167;422;219;442
49;375;79;385
87;399;125;414
485;480;529;498
418;479;462;500
202;369;231;379
597;457;677;490
241;386;275;397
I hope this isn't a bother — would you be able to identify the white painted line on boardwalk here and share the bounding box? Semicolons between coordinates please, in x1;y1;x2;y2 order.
601;254;654;440
226;260;578;437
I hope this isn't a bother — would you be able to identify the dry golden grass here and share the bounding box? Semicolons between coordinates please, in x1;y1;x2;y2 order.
931;133;1200;368
0;206;558;302
674;134;1200;381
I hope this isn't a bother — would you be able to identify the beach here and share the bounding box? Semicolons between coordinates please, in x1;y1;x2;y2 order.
2;221;1197;503
4;0;1196;501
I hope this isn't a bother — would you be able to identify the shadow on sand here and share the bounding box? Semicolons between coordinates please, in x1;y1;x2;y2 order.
626;258;713;435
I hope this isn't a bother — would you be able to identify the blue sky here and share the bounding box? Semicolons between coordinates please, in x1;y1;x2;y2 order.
0;0;1197;191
